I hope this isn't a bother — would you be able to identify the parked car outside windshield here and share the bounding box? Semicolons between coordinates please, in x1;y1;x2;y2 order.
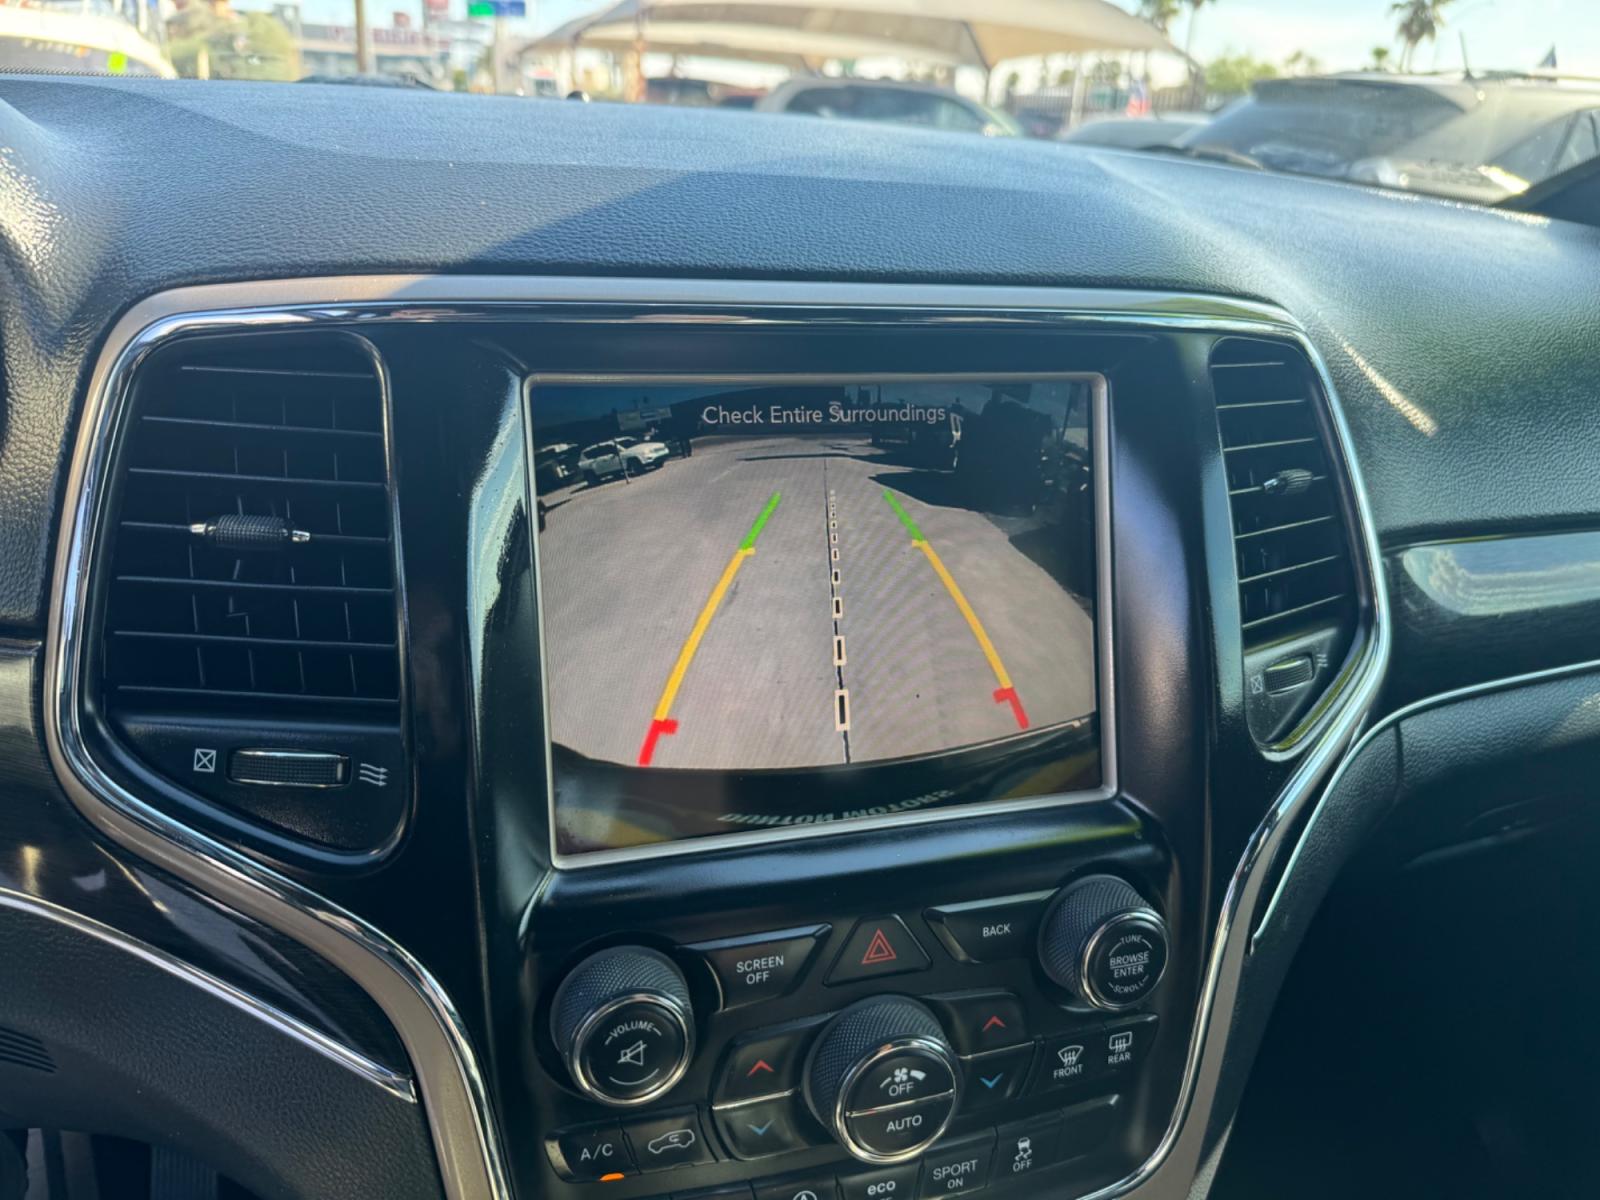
1181;73;1600;203
757;79;1022;136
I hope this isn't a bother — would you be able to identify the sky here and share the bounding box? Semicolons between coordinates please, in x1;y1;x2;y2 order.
255;0;1600;78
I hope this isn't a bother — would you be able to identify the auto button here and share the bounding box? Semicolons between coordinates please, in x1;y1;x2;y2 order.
804;996;960;1163
844;1096;956;1160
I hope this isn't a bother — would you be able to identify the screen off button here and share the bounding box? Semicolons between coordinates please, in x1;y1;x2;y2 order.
688;926;829;1011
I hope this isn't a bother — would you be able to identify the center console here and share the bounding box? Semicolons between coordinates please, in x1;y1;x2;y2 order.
542;873;1167;1200
54;280;1382;1200
531;843;1175;1200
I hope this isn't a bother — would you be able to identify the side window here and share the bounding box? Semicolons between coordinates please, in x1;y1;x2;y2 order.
934;99;988;133
1555;110;1600;174
1497;115;1571;181
786;88;846;117
855;89;935;126
1500;111;1600;183
847;90;986;132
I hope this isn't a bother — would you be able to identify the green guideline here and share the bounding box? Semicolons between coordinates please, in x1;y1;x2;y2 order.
740;492;783;551
882;489;925;543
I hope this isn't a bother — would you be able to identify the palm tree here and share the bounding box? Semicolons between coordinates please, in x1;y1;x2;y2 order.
1183;0;1217;63
1284;50;1322;77
1369;46;1393;71
1391;0;1456;71
1138;0;1182;32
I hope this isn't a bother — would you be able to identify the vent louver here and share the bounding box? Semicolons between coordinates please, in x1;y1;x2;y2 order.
101;337;400;722
0;1025;54;1074
1212;338;1358;740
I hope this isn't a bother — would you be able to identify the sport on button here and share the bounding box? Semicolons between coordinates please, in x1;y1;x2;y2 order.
827;916;930;985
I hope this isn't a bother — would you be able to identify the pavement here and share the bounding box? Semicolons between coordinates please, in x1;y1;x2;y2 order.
536;434;1096;770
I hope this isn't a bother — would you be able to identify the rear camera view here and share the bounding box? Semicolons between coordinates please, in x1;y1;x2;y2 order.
531;379;1099;784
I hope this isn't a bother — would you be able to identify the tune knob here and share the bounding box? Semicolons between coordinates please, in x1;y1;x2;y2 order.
804;996;961;1164
551;946;694;1107
1038;876;1169;1010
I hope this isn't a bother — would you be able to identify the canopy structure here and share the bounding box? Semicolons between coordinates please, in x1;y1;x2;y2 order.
0;4;176;77
528;0;1175;72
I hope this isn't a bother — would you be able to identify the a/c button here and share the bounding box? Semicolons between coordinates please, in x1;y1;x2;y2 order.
549;1123;633;1182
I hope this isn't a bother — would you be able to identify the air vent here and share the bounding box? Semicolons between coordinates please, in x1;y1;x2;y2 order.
0;1025;55;1073
1212;338;1358;741
101;337;399;722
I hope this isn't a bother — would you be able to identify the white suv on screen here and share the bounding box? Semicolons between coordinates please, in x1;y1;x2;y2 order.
577;436;671;484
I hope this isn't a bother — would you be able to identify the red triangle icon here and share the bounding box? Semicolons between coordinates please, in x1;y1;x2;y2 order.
860;927;899;965
982;1015;1007;1032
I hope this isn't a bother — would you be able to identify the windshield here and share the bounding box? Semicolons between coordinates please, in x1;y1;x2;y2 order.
4;0;1596;205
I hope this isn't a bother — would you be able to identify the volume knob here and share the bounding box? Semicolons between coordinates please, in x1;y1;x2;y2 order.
551;946;694;1107
1039;876;1169;1010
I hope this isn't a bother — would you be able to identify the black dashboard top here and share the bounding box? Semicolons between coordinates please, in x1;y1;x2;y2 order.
2;72;1599;631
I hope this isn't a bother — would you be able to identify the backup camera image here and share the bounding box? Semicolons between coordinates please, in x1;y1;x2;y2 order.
531;379;1099;789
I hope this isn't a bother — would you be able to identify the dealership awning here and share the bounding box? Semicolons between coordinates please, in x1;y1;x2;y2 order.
528;0;1174;70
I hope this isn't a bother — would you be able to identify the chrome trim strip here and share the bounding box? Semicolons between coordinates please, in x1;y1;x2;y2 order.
47;289;517;1200
1253;652;1600;946
524;371;1113;868
712;1087;800;1112
0;887;415;1102
44;276;1391;1200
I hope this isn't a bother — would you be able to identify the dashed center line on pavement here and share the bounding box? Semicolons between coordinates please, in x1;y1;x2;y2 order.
826;478;851;753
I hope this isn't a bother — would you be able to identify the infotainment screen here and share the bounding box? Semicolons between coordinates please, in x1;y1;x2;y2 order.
529;376;1105;860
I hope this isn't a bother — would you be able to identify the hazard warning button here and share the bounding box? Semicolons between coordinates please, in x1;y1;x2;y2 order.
826;915;931;985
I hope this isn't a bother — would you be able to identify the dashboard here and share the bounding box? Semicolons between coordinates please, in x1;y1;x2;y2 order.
2;74;1600;1200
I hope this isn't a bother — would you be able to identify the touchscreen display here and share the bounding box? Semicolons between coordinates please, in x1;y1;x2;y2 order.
530;377;1102;858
